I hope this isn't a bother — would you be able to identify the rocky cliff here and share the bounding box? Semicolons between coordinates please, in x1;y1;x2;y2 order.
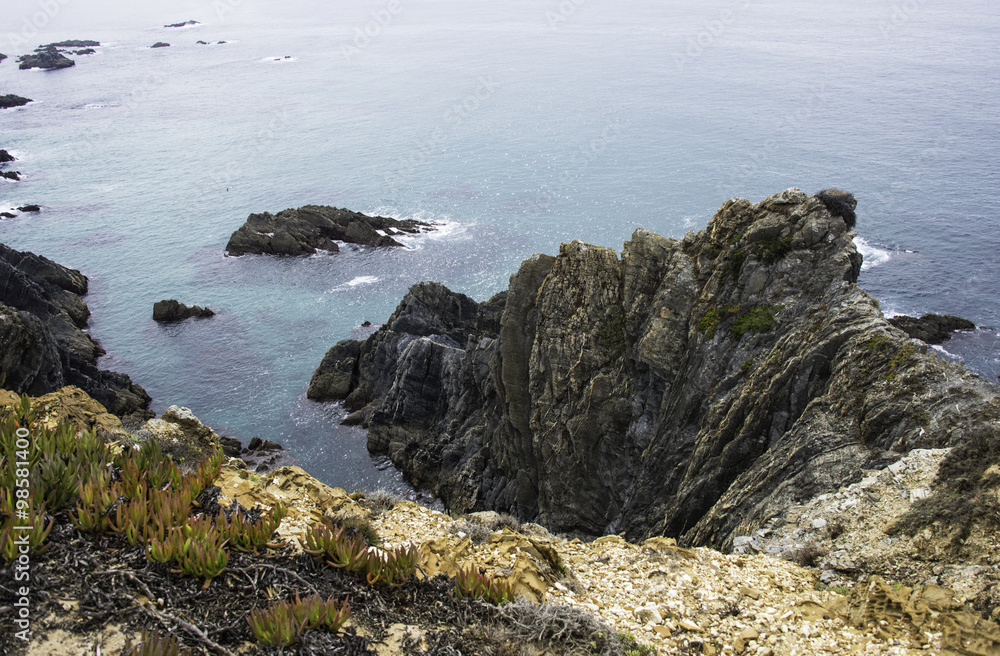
310;189;1000;550
0;243;151;416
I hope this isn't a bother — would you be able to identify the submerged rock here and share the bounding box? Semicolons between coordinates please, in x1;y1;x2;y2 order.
18;46;75;70
311;188;1000;553
0;94;32;109
888;313;975;344
152;299;215;322
0;243;151;416
164;20;200;27
226;205;434;256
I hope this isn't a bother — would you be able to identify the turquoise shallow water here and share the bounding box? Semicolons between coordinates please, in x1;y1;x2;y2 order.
2;0;998;493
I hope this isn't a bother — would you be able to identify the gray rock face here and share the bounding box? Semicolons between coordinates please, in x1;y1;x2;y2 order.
226;205;434;256
17;46;75;70
311;189;1000;549
152;299;215;322
0;243;151;416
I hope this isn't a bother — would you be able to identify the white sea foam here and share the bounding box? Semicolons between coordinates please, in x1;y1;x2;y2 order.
329;276;380;292
932;344;956;357
364;208;467;251
347;276;378;286
856;236;891;270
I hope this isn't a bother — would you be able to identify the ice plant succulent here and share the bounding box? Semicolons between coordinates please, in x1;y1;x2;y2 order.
454;564;516;605
247;593;350;646
302;521;418;586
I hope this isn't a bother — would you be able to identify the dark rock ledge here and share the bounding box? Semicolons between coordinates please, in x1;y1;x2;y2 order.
0;243;151;416
888;313;975;345
309;187;1000;553
226;205;434;256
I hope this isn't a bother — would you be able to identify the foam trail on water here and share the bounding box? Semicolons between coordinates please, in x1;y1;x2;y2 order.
329;276;380;292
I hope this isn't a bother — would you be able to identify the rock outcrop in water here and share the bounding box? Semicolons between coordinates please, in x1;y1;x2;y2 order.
888;313;975;345
42;40;100;49
0;243;151;416
226;205;434;256
310;188;1000;551
17;46;75;70
152;299;215;322
0;95;32;109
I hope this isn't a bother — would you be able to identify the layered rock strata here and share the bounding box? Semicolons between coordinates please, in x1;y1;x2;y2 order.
226;205;433;256
0;243;150;416
310;188;1000;551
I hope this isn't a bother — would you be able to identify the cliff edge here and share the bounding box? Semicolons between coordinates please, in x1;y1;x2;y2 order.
309;189;1000;554
0;243;151;416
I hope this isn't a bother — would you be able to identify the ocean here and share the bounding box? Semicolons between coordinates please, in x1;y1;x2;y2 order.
2;0;998;495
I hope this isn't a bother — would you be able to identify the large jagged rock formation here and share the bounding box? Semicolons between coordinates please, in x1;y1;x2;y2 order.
225;205;433;256
0;243;151;416
310;189;1000;549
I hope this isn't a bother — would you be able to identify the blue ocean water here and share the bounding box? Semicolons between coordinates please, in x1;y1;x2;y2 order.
2;0;998;493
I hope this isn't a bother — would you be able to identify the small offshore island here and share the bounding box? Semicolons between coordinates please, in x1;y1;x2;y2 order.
226;205;435;256
2;190;1000;655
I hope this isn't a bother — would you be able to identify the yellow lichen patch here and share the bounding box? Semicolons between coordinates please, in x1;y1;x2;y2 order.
0;385;127;439
216;465;362;547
